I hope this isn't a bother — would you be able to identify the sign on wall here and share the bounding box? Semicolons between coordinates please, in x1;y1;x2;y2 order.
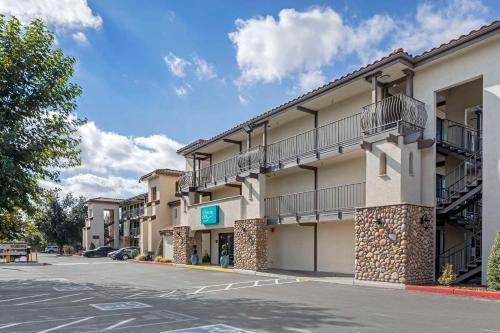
201;206;219;225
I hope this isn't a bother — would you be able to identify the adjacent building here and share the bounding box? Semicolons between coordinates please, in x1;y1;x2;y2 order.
83;197;122;249
173;21;500;285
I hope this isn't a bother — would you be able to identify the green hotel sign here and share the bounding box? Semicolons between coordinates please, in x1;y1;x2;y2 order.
201;205;219;225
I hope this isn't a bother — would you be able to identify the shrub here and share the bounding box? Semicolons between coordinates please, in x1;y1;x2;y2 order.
487;231;500;290
135;253;150;261
438;264;456;286
220;244;228;256
160;258;172;263
89;242;96;250
155;239;163;257
130;249;140;258
154;255;163;262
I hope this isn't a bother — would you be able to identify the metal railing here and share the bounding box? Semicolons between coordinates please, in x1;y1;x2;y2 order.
436;118;480;153
436;152;481;206
267;113;362;166
121;207;144;220
265;182;365;219
361;94;427;136
130;228;140;237
439;242;481;276
179;146;265;190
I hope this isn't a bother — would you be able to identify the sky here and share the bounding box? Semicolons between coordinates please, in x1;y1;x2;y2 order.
0;0;498;199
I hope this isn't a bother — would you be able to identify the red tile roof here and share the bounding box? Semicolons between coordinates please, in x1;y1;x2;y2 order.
177;20;500;156
85;197;123;205
139;168;184;182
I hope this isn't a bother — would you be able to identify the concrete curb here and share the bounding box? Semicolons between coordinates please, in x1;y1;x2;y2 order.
406;285;500;299
128;260;172;266
354;280;405;290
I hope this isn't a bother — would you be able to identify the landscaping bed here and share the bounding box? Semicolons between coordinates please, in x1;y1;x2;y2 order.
128;259;172;266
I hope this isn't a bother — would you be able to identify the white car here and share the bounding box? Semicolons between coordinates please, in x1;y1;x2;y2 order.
44;246;60;254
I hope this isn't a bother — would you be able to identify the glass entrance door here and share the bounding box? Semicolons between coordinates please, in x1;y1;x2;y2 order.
218;233;234;266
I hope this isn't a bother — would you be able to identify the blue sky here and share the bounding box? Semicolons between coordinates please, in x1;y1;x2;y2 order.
1;0;498;198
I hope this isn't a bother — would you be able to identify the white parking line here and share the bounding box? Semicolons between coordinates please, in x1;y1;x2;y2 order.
37;316;94;333
0;293;49;303
16;293;83;306
0;323;20;330
103;318;136;330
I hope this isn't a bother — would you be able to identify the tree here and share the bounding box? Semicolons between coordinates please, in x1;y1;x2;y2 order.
0;16;85;234
488;231;500;290
36;192;86;252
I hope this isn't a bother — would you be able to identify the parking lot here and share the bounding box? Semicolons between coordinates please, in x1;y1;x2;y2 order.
0;254;500;332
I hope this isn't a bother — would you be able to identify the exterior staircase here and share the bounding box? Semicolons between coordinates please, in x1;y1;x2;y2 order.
437;150;482;283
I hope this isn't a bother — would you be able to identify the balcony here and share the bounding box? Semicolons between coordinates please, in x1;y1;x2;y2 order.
361;94;427;137
436;118;480;156
266;113;362;169
121;208;144;220
179;146;265;191
265;182;366;223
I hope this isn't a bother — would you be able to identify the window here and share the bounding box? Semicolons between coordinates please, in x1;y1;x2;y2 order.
379;152;387;176
409;152;414;176
151;186;157;201
88;208;93;218
174;207;178;219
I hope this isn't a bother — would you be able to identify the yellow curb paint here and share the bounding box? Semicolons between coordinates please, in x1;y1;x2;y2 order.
184;265;234;273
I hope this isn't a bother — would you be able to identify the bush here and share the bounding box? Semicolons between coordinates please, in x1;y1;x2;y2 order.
154;255;163;262
135;253;151;261
89;242;96;250
130;249;140;258
487;231;500;290
438;264;456;286
160;258;172;263
155;239;163;257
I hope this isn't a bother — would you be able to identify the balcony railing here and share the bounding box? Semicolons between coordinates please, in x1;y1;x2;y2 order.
130;228;140;237
179;146;265;190
436;118;480;153
361;94;427;136
436;152;481;206
265;182;366;220
121;208;144;220
267;113;362;166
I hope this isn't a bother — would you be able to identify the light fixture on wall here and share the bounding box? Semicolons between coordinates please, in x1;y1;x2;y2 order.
373;217;382;225
420;214;431;230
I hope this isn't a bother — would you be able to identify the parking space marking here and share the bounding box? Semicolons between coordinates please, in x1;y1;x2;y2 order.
103;318;136;330
0;323;20;330
0;293;50;303
163;324;254;332
90;301;151;311
37;316;94;333
15;293;83;306
53;285;93;291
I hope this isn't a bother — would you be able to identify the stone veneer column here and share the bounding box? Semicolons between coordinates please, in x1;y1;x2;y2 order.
234;219;268;271
173;226;192;264
355;204;434;284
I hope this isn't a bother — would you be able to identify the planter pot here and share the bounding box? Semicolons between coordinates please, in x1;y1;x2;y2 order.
190;254;199;265
220;255;229;268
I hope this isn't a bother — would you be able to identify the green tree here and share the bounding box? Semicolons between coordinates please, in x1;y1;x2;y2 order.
0;16;85;232
36;192;86;252
488;231;500;290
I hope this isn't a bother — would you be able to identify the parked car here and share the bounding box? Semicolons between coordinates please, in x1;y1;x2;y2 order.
44;246;60;254
111;247;140;260
82;246;114;258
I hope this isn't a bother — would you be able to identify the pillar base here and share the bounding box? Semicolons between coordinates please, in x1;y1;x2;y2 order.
234;219;268;271
355;204;433;284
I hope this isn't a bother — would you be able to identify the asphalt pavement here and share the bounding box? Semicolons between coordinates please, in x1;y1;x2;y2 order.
0;254;499;332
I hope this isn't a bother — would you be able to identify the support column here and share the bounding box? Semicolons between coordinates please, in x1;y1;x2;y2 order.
173;226;193;264
234;219;268;271
355;204;434;284
403;69;414;97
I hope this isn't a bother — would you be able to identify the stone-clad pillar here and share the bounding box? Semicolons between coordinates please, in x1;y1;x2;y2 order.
173;226;192;264
355;204;434;284
234;219;267;271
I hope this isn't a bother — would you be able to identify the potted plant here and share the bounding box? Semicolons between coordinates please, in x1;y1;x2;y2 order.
190;245;199;265
220;244;229;268
202;251;211;264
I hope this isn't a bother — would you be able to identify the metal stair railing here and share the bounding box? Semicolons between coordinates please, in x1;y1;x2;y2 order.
436;118;480;154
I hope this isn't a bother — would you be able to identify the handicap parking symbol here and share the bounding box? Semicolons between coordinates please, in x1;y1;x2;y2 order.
90;301;151;311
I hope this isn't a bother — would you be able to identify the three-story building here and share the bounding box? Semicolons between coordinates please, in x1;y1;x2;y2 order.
174;21;500;285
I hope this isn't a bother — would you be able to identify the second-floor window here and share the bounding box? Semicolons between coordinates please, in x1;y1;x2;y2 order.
151;186;157;201
379;153;387;176
409;152;414;176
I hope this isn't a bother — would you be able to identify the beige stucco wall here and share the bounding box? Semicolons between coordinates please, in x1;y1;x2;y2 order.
84;202;120;249
268;224;314;271
186;195;243;231
413;35;500;283
317;220;355;274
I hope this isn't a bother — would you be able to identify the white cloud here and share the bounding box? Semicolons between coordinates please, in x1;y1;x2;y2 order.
0;0;102;29
394;0;488;55
164;52;191;78
174;84;191;96
298;70;326;93
229;1;489;87
51;174;147;199
77;121;184;174
193;56;217;80
238;94;248;105
72;31;89;46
